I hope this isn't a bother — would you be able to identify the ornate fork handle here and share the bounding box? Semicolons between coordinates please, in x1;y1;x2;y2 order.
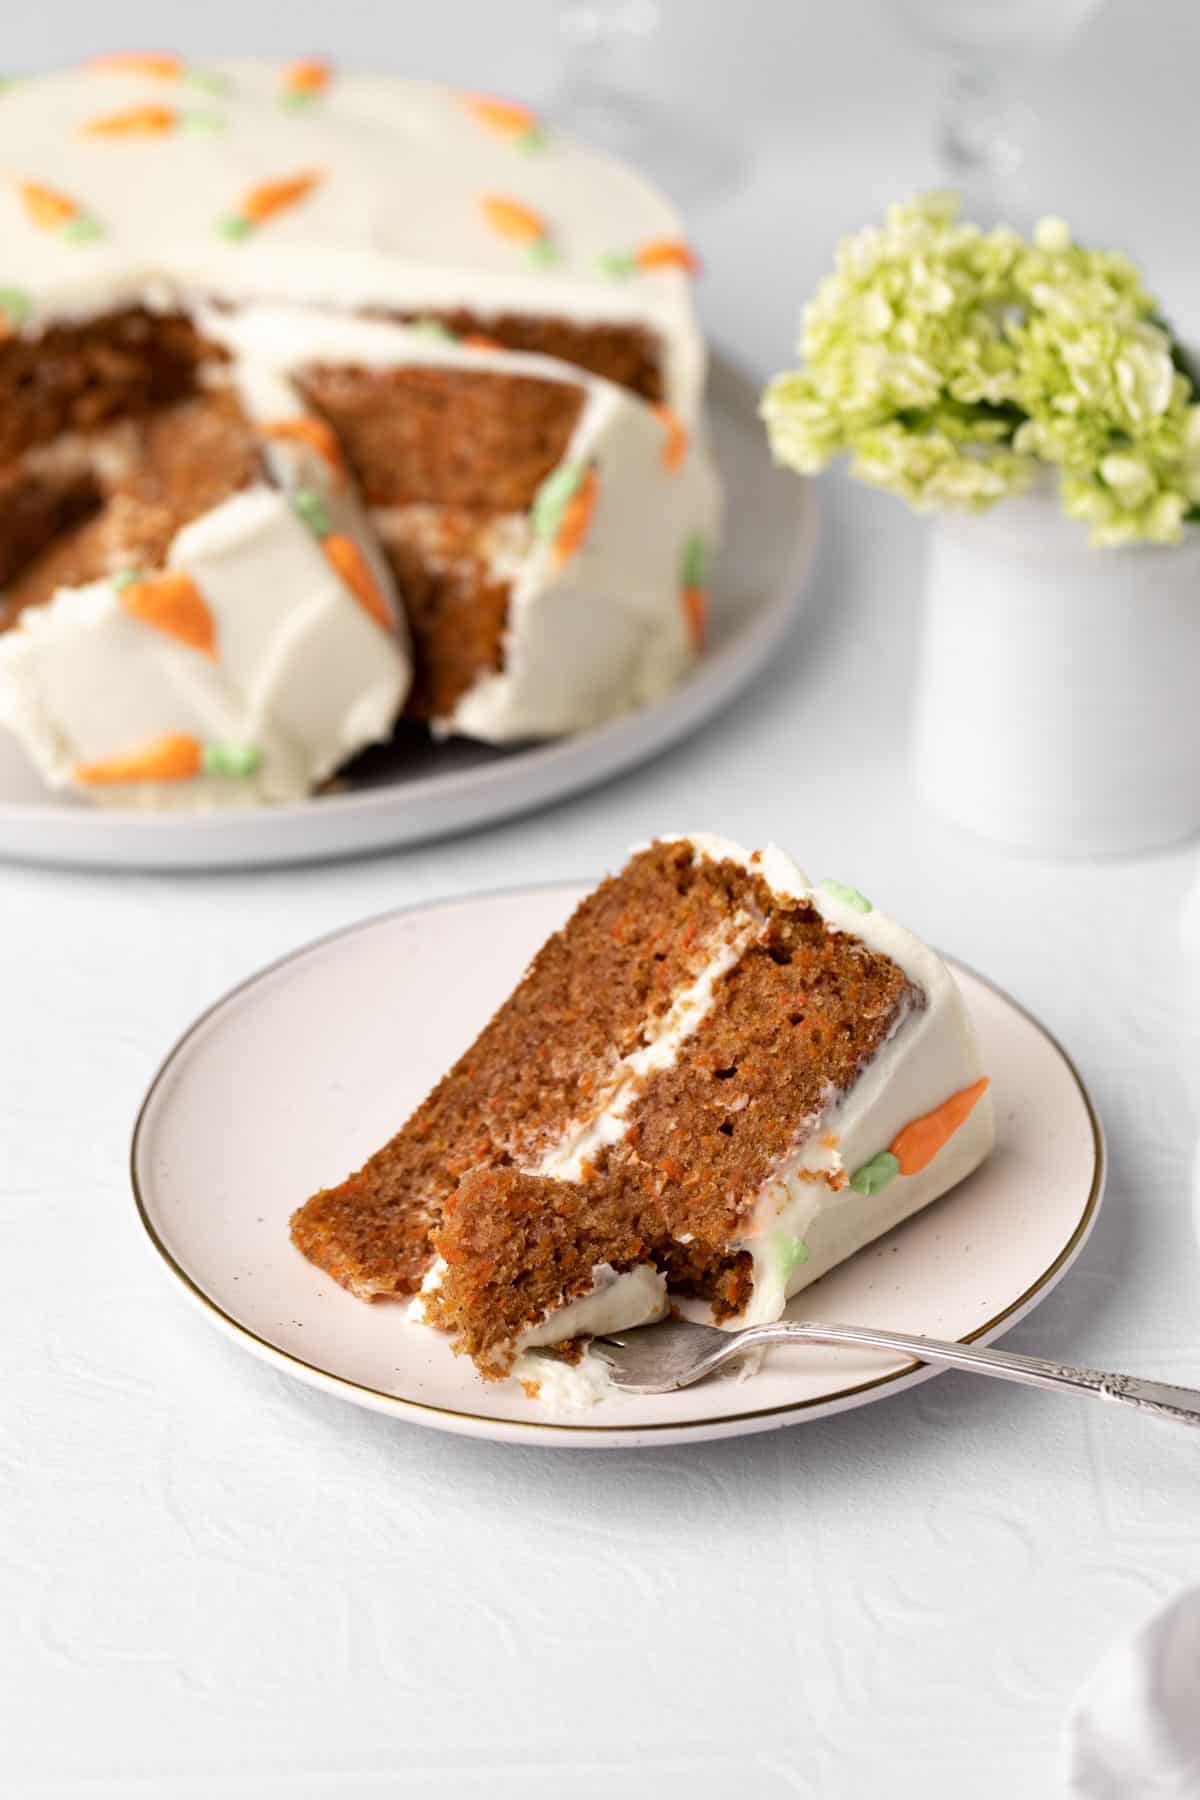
725;1322;1200;1427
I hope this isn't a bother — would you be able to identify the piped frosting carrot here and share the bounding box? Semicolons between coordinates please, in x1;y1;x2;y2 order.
219;170;322;238
552;468;599;567
118;571;217;657
481;194;556;264
322;535;391;630
281;59;332;106
889;1078;990;1177
680;532;709;651
75;732;202;785
88;51;184;79
262;416;345;479
83;104;177;136
465;95;544;149
17;180;103;242
653;403;689;472
637;238;700;274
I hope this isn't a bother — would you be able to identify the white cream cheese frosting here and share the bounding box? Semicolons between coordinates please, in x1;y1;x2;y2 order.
203;305;722;743
0;375;411;807
0;60;706;421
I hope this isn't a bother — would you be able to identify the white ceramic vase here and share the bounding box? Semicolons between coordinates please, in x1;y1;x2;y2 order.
913;483;1200;856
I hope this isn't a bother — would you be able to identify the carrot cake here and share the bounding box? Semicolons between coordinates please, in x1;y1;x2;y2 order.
0;58;716;804
292;835;994;1388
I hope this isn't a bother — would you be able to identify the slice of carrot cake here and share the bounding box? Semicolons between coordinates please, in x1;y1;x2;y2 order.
292;835;994;1387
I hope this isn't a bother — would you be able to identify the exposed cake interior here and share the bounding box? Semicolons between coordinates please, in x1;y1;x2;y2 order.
292;839;931;1377
1;389;262;627
1;308;610;725
296;363;587;720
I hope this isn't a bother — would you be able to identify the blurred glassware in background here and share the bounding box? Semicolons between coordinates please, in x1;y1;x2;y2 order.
893;0;1106;220
550;0;742;208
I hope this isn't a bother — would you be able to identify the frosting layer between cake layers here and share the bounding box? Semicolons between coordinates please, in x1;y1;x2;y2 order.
505;834;994;1356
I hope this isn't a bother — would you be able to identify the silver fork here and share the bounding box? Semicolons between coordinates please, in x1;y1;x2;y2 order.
591;1316;1200;1426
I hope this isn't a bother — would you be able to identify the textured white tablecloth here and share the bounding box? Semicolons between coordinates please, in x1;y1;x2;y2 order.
4;5;1200;1795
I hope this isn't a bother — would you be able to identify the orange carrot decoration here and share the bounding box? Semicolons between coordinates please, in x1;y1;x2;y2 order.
89;51;184;79
118;572;217;657
464;95;544;149
481;194;557;264
680;532;709;652
281;58;332;106
481;194;546;243
83;104;177;137
553;468;599;567
20;181;80;229
75;733;203;786
636;238;701;274
17;181;103;242
653;403;689;472
262;417;346;479
682;586;707;653
219;170;323;239
889;1078;990;1177
322;535;391;631
243;170;322;223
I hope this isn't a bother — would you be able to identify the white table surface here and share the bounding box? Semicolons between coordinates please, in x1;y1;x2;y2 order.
4;4;1200;1795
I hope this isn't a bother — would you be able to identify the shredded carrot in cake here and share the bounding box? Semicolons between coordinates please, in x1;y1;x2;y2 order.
890;1078;990;1176
118;572;217;657
322;534;391;630
653;403;689;471
19;182;80;229
636;238;700;274
83;104;177;136
481;194;547;244
552;467;599;566
75;733;202;786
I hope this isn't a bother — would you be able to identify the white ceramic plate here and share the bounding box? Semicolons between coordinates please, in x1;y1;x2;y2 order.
0;356;817;871
132;882;1105;1449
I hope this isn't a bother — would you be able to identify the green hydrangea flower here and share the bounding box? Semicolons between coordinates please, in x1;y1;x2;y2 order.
761;194;1200;546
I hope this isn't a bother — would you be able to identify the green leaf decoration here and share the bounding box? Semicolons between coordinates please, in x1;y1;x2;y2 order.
202;741;263;779
526;236;559;268
819;878;872;914
780;1238;811;1278
597;251;636;280
0;287;31;330
517;124;548;153
291;488;332;538
217;214;253;241
531;462;585;541
408;316;458;343
681;532;708;588
111;568;141;592
849;1151;900;1196
184;69;229;95
62;215;103;245
183;109;226;133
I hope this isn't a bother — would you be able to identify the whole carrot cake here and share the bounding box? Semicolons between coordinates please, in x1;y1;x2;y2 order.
292;836;994;1388
0;57;717;806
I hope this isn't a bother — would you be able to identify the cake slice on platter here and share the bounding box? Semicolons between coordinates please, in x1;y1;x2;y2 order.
292;836;994;1384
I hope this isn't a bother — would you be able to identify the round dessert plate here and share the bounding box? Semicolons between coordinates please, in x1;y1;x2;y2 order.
132;882;1105;1449
0;356;817;871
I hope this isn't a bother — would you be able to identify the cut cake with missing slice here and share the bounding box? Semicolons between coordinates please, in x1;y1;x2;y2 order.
291;835;994;1380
